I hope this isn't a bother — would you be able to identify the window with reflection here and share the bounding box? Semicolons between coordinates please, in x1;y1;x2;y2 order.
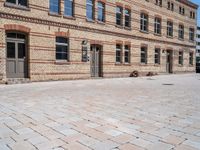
125;9;131;27
140;13;148;32
116;6;123;26
50;0;60;14
6;0;28;6
86;0;94;20
98;2;105;22
64;0;74;17
56;37;69;60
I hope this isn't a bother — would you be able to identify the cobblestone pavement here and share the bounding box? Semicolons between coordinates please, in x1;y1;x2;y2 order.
0;74;200;150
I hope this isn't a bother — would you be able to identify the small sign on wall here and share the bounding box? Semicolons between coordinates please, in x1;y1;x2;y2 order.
82;40;89;62
82;45;88;62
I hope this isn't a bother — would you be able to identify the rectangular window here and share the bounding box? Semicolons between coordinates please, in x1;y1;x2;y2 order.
155;48;160;64
167;1;174;11
154;17;161;34
189;52;193;65
178;24;184;39
64;0;74;17
167;21;173;37
7;0;27;6
155;0;162;6
116;44;122;63
124;9;131;27
86;0;94;20
50;0;60;14
141;47;147;64
98;2;105;22
178;51;183;65
124;45;130;63
56;37;69;60
189;28;194;41
140;13;148;32
116;6;123;26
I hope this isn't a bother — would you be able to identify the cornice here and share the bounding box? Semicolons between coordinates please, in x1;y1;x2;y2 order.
178;0;198;9
0;12;196;49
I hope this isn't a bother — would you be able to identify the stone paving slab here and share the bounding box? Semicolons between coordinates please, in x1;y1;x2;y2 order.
0;74;200;150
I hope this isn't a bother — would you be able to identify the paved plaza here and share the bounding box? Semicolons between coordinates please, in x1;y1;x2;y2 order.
0;74;200;150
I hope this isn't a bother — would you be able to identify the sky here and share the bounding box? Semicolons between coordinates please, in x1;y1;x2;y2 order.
191;0;200;26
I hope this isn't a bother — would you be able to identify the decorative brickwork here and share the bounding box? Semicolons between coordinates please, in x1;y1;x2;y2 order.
0;0;198;82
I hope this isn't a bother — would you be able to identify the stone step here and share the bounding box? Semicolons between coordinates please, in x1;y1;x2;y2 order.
6;78;31;84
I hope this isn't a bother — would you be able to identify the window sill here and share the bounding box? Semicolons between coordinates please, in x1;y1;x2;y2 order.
86;18;95;23
63;15;76;20
115;63;123;66
48;12;62;17
189;64;194;67
178;38;184;41
115;25;123;29
189;40;194;43
140;63;147;66
140;30;149;34
154;64;161;66
167;36;173;39
124;26;132;30
123;63;131;66
178;64;183;67
154;33;162;37
96;20;106;25
54;60;70;65
4;2;30;11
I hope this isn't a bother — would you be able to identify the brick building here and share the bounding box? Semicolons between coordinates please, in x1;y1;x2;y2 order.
0;0;198;83
197;26;200;63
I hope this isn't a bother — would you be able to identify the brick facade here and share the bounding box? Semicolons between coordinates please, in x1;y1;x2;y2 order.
0;0;198;82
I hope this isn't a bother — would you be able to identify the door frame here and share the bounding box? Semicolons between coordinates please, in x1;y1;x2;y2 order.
166;50;173;73
90;44;103;77
6;32;28;78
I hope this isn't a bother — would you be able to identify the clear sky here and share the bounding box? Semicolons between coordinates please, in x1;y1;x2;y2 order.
191;0;200;26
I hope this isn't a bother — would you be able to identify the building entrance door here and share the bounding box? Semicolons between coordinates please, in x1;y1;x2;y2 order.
90;45;101;77
166;50;173;73
6;33;28;78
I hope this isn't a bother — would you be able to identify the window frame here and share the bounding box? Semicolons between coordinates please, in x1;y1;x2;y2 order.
49;0;60;14
155;0;162;6
140;13;148;32
154;17;161;35
178;51;183;65
141;46;147;64
178;24;184;39
124;45;131;64
116;6;123;26
97;1;105;22
64;0;74;17
6;0;28;7
56;37;69;61
167;21;173;37
86;0;95;21
189;28;194;41
154;48;160;64
189;52;193;65
116;44;122;63
124;8;131;28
